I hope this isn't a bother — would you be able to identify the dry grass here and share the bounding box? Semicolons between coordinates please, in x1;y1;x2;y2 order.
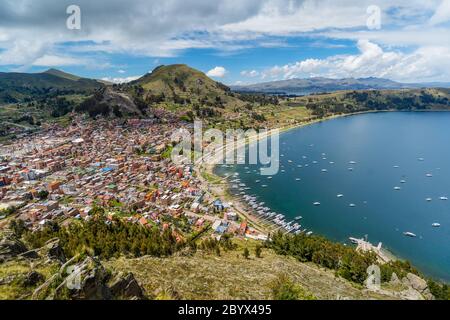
105;240;398;300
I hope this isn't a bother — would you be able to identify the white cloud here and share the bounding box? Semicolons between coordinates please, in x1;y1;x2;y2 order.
241;69;259;77
0;0;450;81
261;40;450;82
117;69;126;74
429;0;450;25
32;55;85;67
206;66;227;78
101;75;141;83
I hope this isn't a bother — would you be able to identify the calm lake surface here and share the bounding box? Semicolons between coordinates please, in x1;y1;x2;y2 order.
215;112;450;282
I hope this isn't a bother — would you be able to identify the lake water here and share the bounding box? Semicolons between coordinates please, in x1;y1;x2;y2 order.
215;112;450;282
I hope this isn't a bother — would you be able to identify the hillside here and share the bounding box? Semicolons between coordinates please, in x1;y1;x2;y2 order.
0;69;104;103
286;88;450;117
126;64;244;109
232;77;450;95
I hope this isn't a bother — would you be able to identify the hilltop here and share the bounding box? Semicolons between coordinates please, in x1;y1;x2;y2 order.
0;69;104;103
125;64;244;109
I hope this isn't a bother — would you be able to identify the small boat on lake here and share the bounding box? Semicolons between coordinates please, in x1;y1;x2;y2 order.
403;232;417;237
432;223;441;227
440;196;448;200
337;194;344;198
349;203;356;207
394;186;401;190
313;202;321;206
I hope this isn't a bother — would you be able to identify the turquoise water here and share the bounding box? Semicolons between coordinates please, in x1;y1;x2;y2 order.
215;112;450;282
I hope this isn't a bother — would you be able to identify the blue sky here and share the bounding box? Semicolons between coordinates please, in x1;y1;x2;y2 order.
1;0;450;84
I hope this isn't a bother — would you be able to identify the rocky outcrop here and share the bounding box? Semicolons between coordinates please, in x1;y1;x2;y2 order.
109;272;146;299
402;273;434;300
44;238;66;263
54;256;112;300
23;271;45;287
0;234;28;262
32;256;146;300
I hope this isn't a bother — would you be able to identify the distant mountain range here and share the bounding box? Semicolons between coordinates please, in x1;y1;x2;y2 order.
231;77;450;95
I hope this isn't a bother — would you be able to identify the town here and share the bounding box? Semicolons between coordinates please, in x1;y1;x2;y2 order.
0;115;268;244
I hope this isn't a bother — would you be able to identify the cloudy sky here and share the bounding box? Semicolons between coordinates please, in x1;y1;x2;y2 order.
1;0;450;84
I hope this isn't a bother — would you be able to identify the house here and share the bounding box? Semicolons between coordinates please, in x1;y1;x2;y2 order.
213;199;224;212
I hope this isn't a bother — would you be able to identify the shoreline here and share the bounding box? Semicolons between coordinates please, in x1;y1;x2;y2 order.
196;110;376;234
196;110;407;263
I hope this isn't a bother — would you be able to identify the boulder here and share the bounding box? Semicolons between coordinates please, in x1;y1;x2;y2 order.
54;256;112;300
19;249;40;260
109;272;146;299
23;271;45;287
402;273;434;300
0;235;28;262
389;272;401;285
44;239;66;263
406;273;428;292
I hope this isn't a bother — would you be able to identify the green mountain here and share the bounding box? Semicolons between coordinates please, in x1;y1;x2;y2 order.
0;69;104;103
127;64;243;108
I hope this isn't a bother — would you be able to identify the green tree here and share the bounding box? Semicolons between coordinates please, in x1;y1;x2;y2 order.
243;247;250;259
255;244;262;258
270;274;316;300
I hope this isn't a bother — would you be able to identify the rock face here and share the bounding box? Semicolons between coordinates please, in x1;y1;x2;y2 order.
23;271;45;287
54;256;112;300
109;272;146;300
44;239;66;263
402;273;434;300
0;234;28;262
32;256;146;300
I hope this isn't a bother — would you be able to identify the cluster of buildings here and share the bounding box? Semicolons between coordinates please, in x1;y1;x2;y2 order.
0;117;267;242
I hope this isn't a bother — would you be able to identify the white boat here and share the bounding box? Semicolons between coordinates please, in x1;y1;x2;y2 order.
400;180;406;183
261;185;268;188
337;194;344;198
306;231;313;236
418;158;424;161
295;178;301;181
426;173;433;177
321;169;328;173
294;216;302;220
426;198;432;202
349;203;356;207
440;196;448;200
403;232;417;237
393;165;399;168
432;223;441;227
394;186;401;190
313;202;321;206
349;161;356;164
348;167;353;171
